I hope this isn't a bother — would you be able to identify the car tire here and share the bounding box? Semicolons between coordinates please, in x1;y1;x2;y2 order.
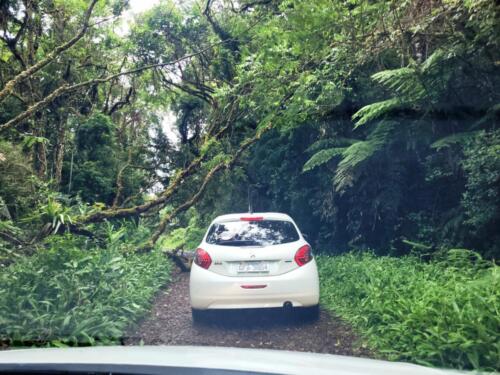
191;308;206;325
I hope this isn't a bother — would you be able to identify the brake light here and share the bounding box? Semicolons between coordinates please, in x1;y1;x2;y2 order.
240;216;264;221
194;248;212;269
294;245;312;266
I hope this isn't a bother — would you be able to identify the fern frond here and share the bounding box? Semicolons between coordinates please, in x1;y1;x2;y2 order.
333;142;374;190
331;137;359;147
421;47;463;75
302;147;345;172
306;137;358;153
356;51;456;130
369;119;396;141
305;139;337;154
420;49;446;73
372;66;414;84
372;67;425;98
352;98;401;128
431;131;481;151
334;121;395;191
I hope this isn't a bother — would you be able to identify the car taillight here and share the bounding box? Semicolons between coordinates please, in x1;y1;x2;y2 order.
294;244;312;266
194;248;212;269
240;216;264;221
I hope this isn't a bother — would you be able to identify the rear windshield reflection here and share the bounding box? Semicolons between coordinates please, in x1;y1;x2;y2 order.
206;220;300;246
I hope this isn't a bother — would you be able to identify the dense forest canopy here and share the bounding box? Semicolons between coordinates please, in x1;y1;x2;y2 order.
0;0;499;258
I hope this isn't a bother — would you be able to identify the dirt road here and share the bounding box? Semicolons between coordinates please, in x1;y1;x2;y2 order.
125;272;371;357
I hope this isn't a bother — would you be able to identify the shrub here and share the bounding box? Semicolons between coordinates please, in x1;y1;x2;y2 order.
0;235;171;347
461;130;500;257
317;250;500;371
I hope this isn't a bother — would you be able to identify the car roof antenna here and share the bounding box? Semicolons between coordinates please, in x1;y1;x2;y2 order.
248;185;253;214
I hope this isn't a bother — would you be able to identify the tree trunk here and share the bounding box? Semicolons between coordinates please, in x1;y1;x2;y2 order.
53;119;66;187
34;118;47;179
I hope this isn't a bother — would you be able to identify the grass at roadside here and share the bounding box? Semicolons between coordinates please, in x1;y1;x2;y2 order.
317;250;499;371
0;235;171;347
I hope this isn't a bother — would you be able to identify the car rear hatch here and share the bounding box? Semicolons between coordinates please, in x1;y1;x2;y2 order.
201;217;304;277
205;242;302;277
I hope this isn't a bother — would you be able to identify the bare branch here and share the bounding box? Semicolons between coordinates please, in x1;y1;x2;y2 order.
107;86;134;115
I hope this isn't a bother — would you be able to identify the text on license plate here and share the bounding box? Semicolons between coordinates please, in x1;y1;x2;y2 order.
238;261;269;272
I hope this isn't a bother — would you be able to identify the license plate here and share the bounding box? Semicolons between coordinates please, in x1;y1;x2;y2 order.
238;261;269;273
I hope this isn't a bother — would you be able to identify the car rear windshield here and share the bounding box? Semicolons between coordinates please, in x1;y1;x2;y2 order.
206;220;300;246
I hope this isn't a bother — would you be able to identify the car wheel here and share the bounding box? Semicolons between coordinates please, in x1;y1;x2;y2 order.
191;308;207;325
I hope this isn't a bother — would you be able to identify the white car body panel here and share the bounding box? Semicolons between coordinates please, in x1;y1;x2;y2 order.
203;241;304;277
190;212;320;310
191;259;319;309
0;346;466;375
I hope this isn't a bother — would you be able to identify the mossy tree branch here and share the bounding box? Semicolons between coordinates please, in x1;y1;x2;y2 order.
138;122;273;252
0;0;99;103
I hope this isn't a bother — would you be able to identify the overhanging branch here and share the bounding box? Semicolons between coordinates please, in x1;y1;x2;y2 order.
0;39;233;132
80;121;233;223
0;0;99;103
139;122;273;252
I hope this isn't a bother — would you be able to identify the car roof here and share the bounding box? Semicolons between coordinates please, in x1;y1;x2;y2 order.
211;212;294;223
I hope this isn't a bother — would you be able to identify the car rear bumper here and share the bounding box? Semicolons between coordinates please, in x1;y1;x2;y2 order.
189;259;320;309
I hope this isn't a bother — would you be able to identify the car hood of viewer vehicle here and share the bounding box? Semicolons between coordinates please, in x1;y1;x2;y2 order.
0;346;469;375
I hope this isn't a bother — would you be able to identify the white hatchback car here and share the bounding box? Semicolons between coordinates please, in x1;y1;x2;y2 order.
189;212;320;322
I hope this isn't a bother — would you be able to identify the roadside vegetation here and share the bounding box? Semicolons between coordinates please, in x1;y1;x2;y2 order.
318;251;500;371
0;225;171;347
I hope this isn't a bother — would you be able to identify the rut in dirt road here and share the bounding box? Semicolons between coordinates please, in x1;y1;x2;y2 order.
125;272;372;356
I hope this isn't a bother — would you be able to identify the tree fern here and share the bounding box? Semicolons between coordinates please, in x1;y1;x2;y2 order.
352;68;425;128
306;137;358;153
420;49;447;74
372;67;426;99
334;121;396;191
302;147;345;172
305;139;337;154
431;131;481;151
353;50;452;128
352;98;402;128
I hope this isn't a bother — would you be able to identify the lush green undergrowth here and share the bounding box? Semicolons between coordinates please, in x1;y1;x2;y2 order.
317;250;499;371
0;235;171;347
